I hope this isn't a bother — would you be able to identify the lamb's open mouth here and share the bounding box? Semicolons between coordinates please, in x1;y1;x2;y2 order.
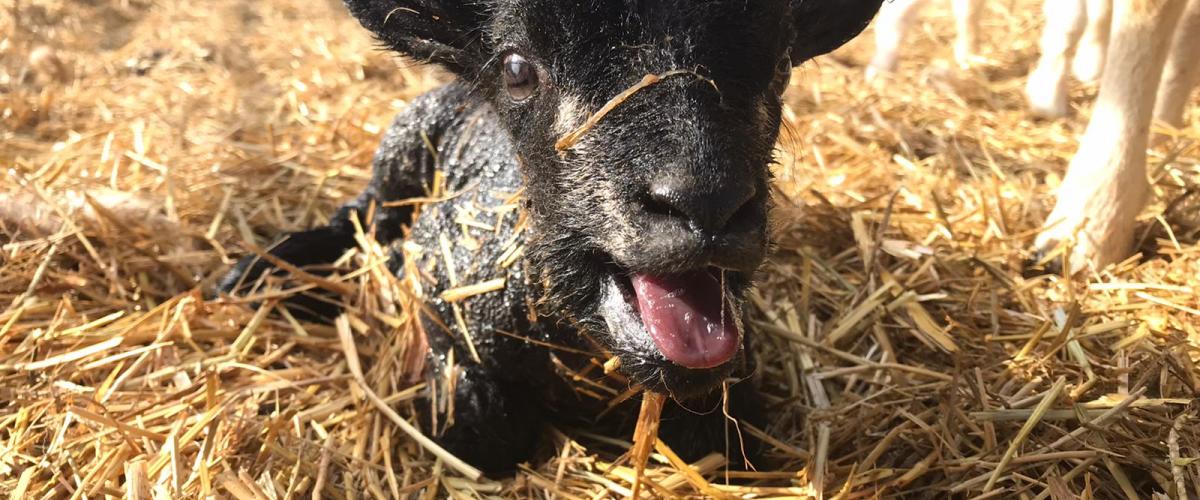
599;266;742;370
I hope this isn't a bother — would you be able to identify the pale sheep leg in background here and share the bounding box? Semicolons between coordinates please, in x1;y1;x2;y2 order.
951;0;984;68
1152;0;1200;129
1026;0;1088;118
867;0;933;81
1071;0;1112;84
1034;0;1189;272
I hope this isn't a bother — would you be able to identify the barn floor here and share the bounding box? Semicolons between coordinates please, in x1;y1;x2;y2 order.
2;0;1199;498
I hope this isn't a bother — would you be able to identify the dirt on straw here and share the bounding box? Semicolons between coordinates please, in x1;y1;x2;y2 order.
3;0;1200;498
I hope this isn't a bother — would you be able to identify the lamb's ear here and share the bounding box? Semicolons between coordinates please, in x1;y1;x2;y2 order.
343;0;489;75
789;0;884;64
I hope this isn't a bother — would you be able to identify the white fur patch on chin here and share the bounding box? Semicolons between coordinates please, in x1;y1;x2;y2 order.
599;276;657;357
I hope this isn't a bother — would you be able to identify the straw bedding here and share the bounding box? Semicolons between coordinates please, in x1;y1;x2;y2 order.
2;0;1198;497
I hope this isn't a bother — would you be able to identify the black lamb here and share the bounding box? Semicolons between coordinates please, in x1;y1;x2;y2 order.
220;0;883;474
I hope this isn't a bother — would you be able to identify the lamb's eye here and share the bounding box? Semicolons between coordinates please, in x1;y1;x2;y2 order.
503;53;538;101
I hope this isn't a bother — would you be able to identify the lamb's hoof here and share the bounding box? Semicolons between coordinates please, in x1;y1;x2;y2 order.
217;226;355;322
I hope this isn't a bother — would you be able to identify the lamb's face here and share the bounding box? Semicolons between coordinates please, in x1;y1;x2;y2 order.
341;0;884;399
482;1;793;398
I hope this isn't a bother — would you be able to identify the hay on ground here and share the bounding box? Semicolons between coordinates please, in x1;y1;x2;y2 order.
2;0;1199;498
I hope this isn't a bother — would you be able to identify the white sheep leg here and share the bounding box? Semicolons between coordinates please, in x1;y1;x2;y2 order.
1071;0;1112;84
1027;0;1088;118
867;0;933;81
1152;0;1200;130
951;0;984;68
1035;0;1189;272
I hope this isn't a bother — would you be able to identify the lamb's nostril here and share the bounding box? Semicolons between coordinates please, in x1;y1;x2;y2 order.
643;176;757;234
641;190;680;219
724;195;759;229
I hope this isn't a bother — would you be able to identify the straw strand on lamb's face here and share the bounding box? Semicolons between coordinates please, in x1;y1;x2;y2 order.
220;0;883;474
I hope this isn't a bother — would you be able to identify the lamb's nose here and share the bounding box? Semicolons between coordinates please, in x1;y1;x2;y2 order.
642;174;757;235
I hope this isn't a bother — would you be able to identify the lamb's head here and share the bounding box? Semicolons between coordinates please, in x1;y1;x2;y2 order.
344;0;882;399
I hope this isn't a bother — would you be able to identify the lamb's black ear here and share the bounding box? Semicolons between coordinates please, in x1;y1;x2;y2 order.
789;0;884;63
343;0;489;75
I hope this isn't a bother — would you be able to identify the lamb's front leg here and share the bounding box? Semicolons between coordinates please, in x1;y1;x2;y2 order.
1033;0;1189;273
218;85;467;317
423;362;543;475
216;225;365;320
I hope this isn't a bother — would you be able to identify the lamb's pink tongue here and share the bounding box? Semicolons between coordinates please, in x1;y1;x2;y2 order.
630;271;740;369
